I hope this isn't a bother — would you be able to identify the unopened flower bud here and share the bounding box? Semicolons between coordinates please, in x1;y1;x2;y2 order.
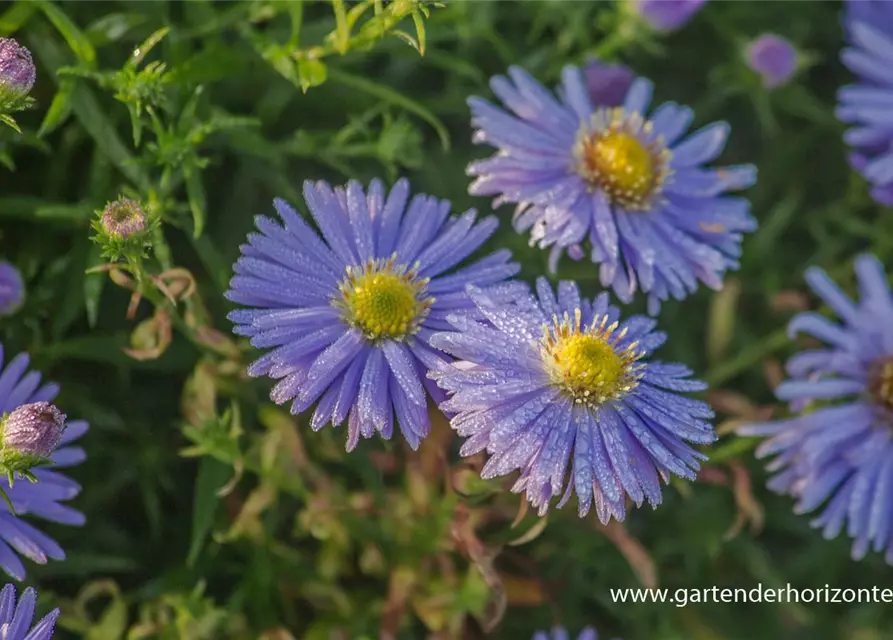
632;0;706;32
582;58;635;108
0;261;24;317
746;34;797;89
2;402;66;458
0;38;35;104
102;198;147;238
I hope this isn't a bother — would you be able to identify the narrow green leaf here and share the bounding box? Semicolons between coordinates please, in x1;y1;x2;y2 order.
35;0;97;68
84;242;105;328
129;26;170;68
0;114;22;134
185;167;207;238
84;12;146;46
27;24;150;191
0;2;37;36
36;78;75;138
332;0;350;53
328;68;449;150
411;9;427;55
187;456;231;566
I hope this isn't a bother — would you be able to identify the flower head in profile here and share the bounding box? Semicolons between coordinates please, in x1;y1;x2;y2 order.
0;583;59;640
631;0;706;32
533;627;612;640
430;278;715;521
740;255;893;563
0;262;24;317
0;344;88;580
467;65;756;314
226;179;520;451
0;38;35;110
1;402;66;484
746;34;798;89
837;0;893;206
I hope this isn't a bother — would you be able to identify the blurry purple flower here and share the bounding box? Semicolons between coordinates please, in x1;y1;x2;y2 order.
0;262;24;317
467;65;757;314
0;344;88;580
430;278;715;522
101;198;146;238
633;0;706;32
0;38;35;104
0;583;59;640
837;0;893;206
582;58;635;108
740;255;893;564
746;34;797;89
2;402;66;458
226;179;521;451
533;627;611;640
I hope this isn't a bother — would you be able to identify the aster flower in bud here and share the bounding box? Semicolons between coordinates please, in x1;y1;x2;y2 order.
91;198;155;262
582;58;635;108
746;34;797;89
467;65;756;314
837;0;893;206
632;0;706;32
2;402;65;459
0;583;59;640
0;344;88;580
0;262;24;317
533;627;612;640
740;255;893;564
0;38;35;110
430;278;715;522
226;179;521;451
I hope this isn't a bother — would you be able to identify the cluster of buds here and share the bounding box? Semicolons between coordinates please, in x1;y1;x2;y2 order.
0;37;35;130
91;197;157;262
0;401;66;491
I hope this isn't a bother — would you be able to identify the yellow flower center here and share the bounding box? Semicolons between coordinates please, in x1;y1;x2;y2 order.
575;108;671;211
541;308;645;406
334;255;433;341
868;356;893;413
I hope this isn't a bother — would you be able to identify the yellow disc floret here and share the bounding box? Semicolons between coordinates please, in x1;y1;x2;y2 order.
869;356;893;414
335;254;433;341
541;308;645;406
575;107;672;211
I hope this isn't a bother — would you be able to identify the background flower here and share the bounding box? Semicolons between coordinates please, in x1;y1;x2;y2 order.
0;262;24;317
746;34;798;89
631;0;707;32
740;255;893;563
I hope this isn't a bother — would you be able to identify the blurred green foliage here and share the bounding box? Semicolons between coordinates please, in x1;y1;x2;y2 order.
1;1;893;639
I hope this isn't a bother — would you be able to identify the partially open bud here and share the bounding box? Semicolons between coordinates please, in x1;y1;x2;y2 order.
2;401;66;458
746;34;797;89
582;58;635;108
632;0;707;32
102;198;147;238
0;38;35;107
0;261;24;317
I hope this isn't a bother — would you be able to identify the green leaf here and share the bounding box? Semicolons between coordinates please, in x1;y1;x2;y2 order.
297;57;328;93
187;456;231;566
328;67;449;150
84;12;146;46
36;78;75;138
185;166;207;238
0;2;37;36
129;26;170;69
84;242;105;328
0;114;21;134
35;0;97;68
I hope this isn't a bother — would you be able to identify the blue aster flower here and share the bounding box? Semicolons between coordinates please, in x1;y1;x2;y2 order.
0;583;58;639
429;278;715;521
533;626;610;640
739;254;893;563
0;344;87;580
837;0;893;207
467;65;757;314
226;179;520;451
